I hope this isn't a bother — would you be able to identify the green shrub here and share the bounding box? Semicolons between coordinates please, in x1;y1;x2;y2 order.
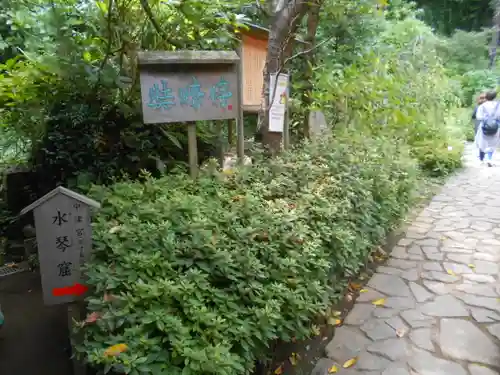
77;133;417;375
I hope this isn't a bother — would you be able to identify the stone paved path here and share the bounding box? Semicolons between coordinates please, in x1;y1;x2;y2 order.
311;146;500;375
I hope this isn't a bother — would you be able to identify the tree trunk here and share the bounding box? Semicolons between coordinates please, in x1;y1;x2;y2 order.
258;0;309;154
300;0;321;139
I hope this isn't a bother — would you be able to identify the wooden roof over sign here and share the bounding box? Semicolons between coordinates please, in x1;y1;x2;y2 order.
237;21;308;45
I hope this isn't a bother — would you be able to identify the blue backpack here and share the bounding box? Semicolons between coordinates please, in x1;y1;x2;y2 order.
482;101;500;136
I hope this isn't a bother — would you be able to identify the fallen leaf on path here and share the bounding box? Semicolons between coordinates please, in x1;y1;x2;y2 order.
372;298;385;306
342;357;357;368
289;352;300;366
468;264;476;270
274;365;283;374
360;289;368;293
311;325;321;336
332;310;342;317
349;282;362;290
104;343;128;357
328;365;339;373
327;317;342;326
446;269;455;276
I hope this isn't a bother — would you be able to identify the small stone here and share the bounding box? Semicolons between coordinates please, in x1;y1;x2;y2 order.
456;284;498;297
447;253;472;264
367;338;409;361
368;274;411;297
385;315;408;331
325;326;370;362
311;358;339;375
409;282;434;302
440;319;500;366
471;307;500;323
361;320;398;341
421;271;459;283
408;347;467;375
420;295;469;317
357;351;391;371
468;364;499;375
409;328;435;351
401;309;434;328
387;259;417;270
463;274;496;284
345;304;376;325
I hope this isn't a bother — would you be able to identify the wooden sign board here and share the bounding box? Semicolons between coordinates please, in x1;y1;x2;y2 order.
138;51;240;124
20;187;100;306
139;68;238;124
241;34;267;112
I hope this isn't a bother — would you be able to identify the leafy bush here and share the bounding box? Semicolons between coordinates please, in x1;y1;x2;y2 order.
313;16;464;176
460;69;499;107
77;133;417;375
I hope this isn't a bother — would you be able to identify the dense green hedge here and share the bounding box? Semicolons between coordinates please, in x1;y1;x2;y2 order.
77;132;418;375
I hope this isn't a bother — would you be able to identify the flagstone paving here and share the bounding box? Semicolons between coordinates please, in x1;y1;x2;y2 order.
311;146;500;375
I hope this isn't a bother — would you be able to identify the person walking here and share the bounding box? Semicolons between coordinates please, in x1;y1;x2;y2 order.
475;90;500;167
472;92;486;136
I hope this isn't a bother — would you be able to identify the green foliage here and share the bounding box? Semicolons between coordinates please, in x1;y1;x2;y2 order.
461;69;499;106
0;0;248;188
77;133;417;375
313;14;464;177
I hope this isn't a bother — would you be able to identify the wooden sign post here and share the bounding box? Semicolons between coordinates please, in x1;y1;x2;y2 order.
20;186;101;375
137;51;244;177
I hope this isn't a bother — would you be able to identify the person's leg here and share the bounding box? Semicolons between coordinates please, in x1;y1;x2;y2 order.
479;150;485;161
487;151;494;160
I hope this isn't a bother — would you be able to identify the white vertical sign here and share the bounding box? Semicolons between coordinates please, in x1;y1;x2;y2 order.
268;73;289;133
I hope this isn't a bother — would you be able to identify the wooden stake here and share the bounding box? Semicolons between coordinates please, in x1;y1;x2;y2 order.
67;302;86;375
187;122;198;178
235;47;245;164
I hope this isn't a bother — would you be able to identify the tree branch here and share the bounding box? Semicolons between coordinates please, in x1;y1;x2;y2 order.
139;0;183;49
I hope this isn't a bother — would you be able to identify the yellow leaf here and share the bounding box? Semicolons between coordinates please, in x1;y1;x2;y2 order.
274;365;283;374
468;264;476;269
372;298;385;306
328;365;339;373
342;357;358;368
332;310;342;317
311;324;321;336
327;317;342;326
446;269;456;276
360;289;368;293
104;343;128;357
349;282;362;290
289;352;300;366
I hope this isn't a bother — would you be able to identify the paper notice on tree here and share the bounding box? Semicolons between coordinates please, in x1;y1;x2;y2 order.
268;73;289;133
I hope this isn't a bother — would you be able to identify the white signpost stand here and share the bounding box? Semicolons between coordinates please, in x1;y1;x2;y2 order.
21;186;101;375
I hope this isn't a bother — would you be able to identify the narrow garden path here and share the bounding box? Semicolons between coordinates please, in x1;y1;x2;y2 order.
312;145;500;375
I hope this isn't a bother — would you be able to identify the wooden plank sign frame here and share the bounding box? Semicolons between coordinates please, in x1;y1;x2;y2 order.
138;51;245;177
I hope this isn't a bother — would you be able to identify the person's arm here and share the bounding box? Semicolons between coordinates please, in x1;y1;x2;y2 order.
472;106;478;120
476;104;486;121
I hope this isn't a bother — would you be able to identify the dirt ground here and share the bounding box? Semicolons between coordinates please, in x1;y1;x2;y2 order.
0;270;73;375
